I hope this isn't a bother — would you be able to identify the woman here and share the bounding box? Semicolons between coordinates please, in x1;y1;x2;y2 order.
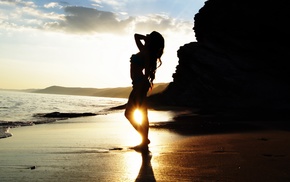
125;31;165;151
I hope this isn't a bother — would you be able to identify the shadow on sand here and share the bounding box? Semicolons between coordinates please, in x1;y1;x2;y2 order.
150;108;290;136
135;151;156;182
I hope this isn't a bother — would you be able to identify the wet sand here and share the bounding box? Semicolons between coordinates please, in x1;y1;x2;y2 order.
1;111;290;181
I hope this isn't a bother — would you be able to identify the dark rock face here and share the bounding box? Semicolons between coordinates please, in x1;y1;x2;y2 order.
154;0;290;110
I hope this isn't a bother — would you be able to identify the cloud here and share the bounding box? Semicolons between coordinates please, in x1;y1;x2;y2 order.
0;1;193;35
0;0;64;31
44;6;192;35
134;14;174;33
46;6;133;34
91;0;125;9
0;0;37;8
130;14;193;34
44;2;63;9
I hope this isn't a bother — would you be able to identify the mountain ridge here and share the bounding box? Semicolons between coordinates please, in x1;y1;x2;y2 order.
33;83;169;98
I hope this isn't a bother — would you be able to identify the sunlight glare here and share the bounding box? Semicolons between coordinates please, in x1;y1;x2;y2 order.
134;109;143;125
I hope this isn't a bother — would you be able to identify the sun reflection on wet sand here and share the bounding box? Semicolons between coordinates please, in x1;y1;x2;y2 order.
56;111;182;181
0;109;187;181
121;152;142;181
118;109;184;181
100;110;178;148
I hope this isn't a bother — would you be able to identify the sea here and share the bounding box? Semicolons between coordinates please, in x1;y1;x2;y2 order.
0;90;127;138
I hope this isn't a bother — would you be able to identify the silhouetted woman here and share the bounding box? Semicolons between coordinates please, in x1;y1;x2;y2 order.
125;31;164;151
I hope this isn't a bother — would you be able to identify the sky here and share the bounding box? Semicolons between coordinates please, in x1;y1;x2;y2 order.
0;0;206;89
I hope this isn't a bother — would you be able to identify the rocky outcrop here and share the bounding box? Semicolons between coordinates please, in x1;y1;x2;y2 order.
33;112;97;118
151;0;290;111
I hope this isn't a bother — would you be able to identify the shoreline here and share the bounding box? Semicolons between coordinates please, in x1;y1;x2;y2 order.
2;104;290;139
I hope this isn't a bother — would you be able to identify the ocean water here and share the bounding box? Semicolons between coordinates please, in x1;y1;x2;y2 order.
0;91;127;123
0;91;127;136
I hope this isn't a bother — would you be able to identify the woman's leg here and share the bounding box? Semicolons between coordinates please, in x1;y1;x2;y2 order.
125;99;150;146
140;105;150;145
125;82;150;147
124;95;141;132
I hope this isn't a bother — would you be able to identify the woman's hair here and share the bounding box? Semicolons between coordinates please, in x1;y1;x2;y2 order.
147;31;164;86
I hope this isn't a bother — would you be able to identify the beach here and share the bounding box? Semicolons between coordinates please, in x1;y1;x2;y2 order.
1;110;290;182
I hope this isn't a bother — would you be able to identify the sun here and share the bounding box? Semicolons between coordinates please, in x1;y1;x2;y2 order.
133;109;143;125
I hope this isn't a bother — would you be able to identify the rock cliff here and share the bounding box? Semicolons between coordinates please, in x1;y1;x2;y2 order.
151;0;290;111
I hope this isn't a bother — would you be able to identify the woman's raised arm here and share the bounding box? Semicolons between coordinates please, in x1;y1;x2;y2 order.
134;33;147;51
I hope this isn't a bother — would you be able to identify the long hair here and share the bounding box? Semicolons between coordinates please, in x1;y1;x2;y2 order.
147;31;164;87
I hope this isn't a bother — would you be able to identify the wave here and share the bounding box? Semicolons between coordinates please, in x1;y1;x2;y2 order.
0;127;12;139
0;112;97;128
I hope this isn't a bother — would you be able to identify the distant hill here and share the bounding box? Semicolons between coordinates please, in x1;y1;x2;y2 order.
33;83;169;98
0;88;39;92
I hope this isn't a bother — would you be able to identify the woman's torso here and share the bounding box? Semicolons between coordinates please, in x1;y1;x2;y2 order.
130;53;147;85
